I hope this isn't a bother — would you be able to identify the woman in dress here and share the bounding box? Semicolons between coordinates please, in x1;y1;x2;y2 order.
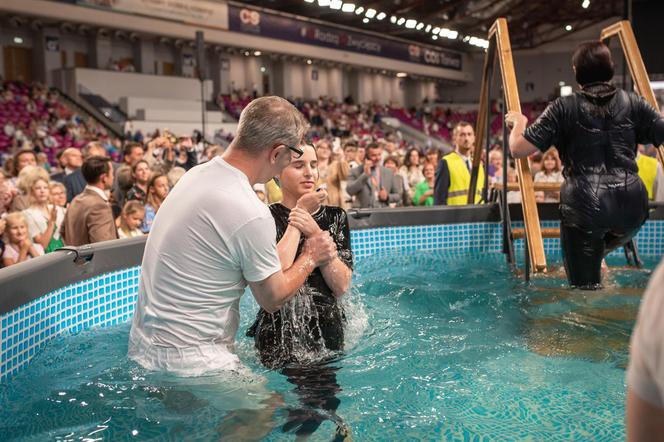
247;143;353;438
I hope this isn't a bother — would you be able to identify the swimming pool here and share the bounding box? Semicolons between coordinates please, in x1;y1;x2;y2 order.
0;248;656;440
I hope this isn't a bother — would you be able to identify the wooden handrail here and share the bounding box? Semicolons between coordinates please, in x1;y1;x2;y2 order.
492;182;562;192
470;18;547;273
601;20;664;170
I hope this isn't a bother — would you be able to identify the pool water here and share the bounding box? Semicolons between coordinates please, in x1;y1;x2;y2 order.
0;251;657;441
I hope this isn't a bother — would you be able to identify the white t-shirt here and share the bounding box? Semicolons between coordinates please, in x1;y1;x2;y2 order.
627;259;664;407
129;157;281;374
23;205;66;241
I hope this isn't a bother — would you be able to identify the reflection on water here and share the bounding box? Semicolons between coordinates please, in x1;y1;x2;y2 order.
521;265;650;368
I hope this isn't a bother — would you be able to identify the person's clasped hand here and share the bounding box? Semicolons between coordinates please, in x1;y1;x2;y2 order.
303;231;337;267
296;190;326;214
288;207;321;237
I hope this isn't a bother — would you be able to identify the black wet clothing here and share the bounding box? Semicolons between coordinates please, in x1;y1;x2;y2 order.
523;82;664;287
246;204;353;436
247;204;353;368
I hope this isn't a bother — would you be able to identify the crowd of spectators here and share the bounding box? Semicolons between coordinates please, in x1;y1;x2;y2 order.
1;81;661;269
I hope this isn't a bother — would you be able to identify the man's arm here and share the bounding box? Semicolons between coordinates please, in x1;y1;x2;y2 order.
345;166;368;196
434;160;450;205
248;232;336;313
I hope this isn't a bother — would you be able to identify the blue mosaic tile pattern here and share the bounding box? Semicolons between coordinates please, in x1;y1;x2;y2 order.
1;267;140;382
510;220;664;258
1;220;661;382
350;222;503;258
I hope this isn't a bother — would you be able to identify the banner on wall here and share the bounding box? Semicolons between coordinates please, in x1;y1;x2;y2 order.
76;0;229;30
228;6;462;71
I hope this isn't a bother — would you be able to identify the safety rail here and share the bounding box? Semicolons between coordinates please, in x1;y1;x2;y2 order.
469;18;547;275
601;20;664;170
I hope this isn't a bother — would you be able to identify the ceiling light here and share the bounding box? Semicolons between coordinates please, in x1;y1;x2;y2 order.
253;50;261;56
432;26;441;34
432;35;438;40
439;28;450;37
581;0;590;8
355;6;364;14
396;72;407;78
330;0;342;10
244;50;250;56
304;0;314;3
307;59;312;64
425;24;432;32
341;3;355;12
376;12;386;20
390;16;397;23
260;66;266;72
13;37;23;44
318;0;330;6
565;24;573;31
416;22;424;30
463;35;470;42
365;8;376;18
447;30;458;39
405;19;417;29
397;17;405;25
363;17;369;23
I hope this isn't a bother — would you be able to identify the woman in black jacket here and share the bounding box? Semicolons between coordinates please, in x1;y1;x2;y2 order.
506;41;664;288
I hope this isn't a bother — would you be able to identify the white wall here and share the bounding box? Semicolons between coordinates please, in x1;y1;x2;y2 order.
60;68;213;103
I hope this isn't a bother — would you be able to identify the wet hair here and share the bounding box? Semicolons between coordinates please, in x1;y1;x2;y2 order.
572;41;614;86
81;156;112;184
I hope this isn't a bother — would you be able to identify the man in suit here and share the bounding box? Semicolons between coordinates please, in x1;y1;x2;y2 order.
346;143;402;208
51;148;83;184
65;142;109;203
62;155;118;246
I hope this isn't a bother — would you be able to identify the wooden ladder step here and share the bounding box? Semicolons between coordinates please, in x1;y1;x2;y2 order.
512;227;560;240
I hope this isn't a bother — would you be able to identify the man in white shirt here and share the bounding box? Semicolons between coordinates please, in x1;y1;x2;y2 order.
626;258;664;439
128;96;337;376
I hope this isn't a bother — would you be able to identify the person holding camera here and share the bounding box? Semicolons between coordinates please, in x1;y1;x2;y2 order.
346;142;402;208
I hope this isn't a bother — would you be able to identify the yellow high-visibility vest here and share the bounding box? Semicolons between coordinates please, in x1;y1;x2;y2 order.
444;152;484;205
637;154;657;200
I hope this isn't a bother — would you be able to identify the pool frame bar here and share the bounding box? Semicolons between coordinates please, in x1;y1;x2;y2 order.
1;203;663;382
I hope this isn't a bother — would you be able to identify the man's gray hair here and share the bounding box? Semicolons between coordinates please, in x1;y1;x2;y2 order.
233;96;309;154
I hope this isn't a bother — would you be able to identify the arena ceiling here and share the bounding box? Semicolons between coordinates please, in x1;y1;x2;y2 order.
240;0;624;51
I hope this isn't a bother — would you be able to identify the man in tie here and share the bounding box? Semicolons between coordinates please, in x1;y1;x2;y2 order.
434;121;485;205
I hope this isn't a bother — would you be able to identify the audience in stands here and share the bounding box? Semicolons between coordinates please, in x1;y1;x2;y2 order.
141;174;169;233
413;161;437;207
117;200;145;239
49;181;67;208
383;156;409;207
534;148;564;202
61;156;118;246
126;159;151;203
434;122;485;206
22;169;66;253
2;212;44;266
65;142;108;203
400;148;425;203
347;143;402;208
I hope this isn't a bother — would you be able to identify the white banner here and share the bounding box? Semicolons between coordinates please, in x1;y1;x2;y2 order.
77;0;229;30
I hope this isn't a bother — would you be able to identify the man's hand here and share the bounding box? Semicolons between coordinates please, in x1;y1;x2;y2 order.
296;191;326;214
302;231;337;267
378;187;388;202
288;207;321;237
363;159;373;176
